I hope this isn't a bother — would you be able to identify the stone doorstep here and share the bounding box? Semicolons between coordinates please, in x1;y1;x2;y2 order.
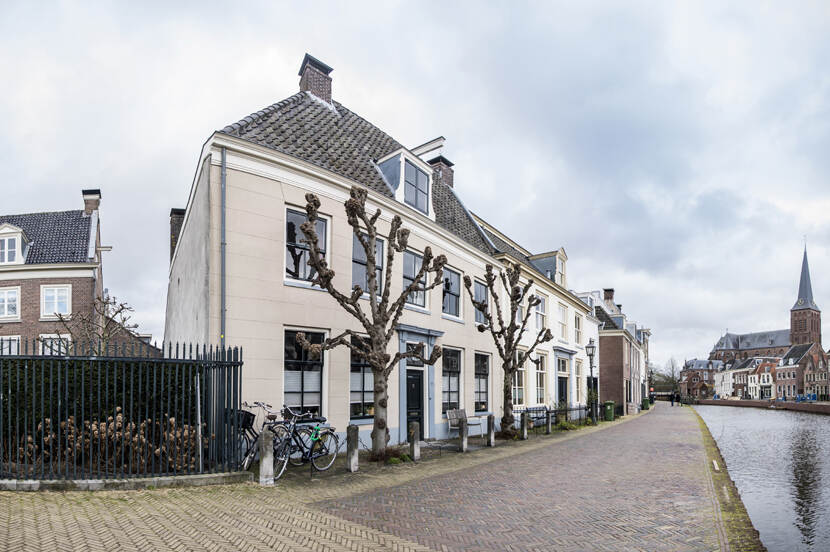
0;471;252;492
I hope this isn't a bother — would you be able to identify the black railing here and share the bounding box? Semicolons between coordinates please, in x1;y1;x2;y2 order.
512;405;592;431
0;341;242;480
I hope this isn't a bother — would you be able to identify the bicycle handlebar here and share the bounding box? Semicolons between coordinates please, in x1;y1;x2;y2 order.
282;404;313;420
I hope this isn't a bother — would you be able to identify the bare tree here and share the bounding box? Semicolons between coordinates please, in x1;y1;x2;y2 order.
51;294;139;352
296;187;447;457
463;262;553;436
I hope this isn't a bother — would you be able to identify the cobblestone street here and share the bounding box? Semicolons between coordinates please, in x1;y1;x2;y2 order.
0;403;726;551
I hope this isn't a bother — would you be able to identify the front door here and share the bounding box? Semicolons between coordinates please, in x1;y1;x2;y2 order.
406;370;424;440
558;376;568;407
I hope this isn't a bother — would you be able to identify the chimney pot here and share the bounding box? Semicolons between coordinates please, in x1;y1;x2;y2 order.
616;304;623;312
603;288;614;301
428;155;455;188
82;189;101;215
298;53;333;103
170;208;186;262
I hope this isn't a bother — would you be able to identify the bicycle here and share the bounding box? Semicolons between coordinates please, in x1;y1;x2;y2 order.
238;401;288;474
275;405;339;476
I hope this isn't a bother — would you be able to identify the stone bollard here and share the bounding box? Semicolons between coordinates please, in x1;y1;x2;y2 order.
486;415;496;447
459;418;468;452
545;410;552;435
520;412;529;440
346;424;359;473
408;421;421;461
259;426;275;486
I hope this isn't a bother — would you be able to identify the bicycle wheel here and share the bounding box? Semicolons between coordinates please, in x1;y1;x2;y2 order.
271;424;291;480
311;429;339;471
240;435;258;471
289;427;312;466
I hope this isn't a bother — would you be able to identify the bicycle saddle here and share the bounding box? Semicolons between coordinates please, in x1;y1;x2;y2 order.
266;413;278;421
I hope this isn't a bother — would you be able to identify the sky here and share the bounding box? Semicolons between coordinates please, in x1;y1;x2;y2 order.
2;1;830;369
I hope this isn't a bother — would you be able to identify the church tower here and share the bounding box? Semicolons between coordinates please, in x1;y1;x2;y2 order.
791;247;821;346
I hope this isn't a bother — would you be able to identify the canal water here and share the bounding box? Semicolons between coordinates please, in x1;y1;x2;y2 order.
694;405;830;551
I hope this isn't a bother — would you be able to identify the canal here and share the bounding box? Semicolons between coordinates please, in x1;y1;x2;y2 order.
694;404;830;551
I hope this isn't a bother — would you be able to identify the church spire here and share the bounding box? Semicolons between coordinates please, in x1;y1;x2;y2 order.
792;247;819;311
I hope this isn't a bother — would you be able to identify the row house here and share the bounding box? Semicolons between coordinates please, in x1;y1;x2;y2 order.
578;289;650;415
164;55;615;443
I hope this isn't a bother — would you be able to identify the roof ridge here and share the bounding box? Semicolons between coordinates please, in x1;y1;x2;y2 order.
0;209;84;219
220;92;307;134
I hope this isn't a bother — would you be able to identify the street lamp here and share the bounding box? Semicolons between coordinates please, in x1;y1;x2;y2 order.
586;338;597;424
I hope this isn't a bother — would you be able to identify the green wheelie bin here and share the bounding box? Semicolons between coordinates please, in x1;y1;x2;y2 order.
603;401;615;422
642;398;650;410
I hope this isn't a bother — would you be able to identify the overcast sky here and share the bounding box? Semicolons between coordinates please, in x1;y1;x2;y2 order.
3;1;830;368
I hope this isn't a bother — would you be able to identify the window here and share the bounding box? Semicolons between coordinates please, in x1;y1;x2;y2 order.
0;287;19;320
442;348;461;413
576;360;583;402
285;208;327;282
574;315;583;344
406;342;425;366
558;304;568;339
401;251;427;307
350;337;373;419
0;237;17;264
474;281;488;324
558;357;568;373
513;358;525;406
556;257;565;286
516;302;523;325
535;355;547;404
284;330;324;414
40;334;70;356
404;160;429;214
442;268;461;317
535;295;547;331
41;285;71;319
352;234;384;294
0;336;20;355
474;353;489;412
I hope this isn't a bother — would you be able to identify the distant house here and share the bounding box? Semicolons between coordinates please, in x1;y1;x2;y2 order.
0;190;153;354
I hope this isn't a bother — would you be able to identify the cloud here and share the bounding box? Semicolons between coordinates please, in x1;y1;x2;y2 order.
2;1;830;367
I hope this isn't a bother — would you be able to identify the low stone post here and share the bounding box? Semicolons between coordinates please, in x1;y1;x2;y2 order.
459;418;468;452
259;426;274;486
520;412;529;440
545;410;552;434
486;415;496;447
346;424;359;473
408;421;421;461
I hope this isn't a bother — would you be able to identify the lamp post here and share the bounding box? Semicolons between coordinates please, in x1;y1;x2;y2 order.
586;338;597;424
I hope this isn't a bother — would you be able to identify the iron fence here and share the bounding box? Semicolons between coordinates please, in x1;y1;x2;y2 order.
512;405;592;431
0;341;242;480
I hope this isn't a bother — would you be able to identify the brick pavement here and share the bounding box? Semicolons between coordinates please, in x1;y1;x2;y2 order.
0;403;724;551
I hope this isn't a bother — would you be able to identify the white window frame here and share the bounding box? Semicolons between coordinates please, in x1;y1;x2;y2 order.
513;353;526;406
474;352;490;413
0;286;21;321
473;279;489;325
576;359;583;403
441;346;463;413
0;235;21;265
557;357;569;374
39;334;71;356
574;314;583;345
0;335;20;355
535;354;547;405
403;159;430;215
284;206;331;287
556;256;565;286
558;304;568;339
283;326;329;418
441;266;462;320
403;250;428;310
40;284;72;320
351;232;384;298
535;294;547;331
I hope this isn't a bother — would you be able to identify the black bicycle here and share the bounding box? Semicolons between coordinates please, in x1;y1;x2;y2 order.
238;401;287;474
276;405;339;476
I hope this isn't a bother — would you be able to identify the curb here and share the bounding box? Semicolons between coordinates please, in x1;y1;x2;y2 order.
0;471;253;492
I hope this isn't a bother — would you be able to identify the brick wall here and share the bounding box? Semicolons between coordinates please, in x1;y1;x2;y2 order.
599;335;624;408
0;277;95;348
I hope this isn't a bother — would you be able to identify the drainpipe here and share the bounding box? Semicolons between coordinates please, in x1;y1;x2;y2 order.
220;147;227;349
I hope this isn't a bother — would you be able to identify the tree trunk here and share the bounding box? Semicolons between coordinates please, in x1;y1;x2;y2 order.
501;365;516;437
370;370;390;458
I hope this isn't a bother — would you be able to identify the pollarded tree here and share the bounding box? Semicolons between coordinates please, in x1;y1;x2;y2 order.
295;186;447;457
464;263;553;436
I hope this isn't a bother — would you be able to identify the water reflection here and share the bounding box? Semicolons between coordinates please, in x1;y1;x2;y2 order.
694;405;830;551
791;428;820;547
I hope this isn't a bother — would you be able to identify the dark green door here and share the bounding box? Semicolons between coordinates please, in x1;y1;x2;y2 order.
406;370;424;439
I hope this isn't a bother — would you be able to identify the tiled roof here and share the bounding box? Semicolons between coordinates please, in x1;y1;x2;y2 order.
0;210;92;264
594;307;618;330
711;329;790;352
782;343;813;365
482;228;530;264
431;183;493;255
221;92;400;199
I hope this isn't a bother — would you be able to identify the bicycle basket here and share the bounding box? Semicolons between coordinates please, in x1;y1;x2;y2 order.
236;409;256;431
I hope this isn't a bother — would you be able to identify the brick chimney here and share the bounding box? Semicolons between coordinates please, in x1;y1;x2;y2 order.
603;288;614;302
170;208;185;261
82;189;101;215
429;155;455;188
298;53;333;103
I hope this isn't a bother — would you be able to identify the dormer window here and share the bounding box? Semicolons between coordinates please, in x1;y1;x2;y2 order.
0;224;28;265
404;160;429;214
0;236;17;264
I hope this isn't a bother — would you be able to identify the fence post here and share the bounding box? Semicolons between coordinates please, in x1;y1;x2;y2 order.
259;426;274;486
459;418;468;452
520;412;529;440
486;415;495;447
408;421;421;461
195;375;203;473
545;409;552;434
346;425;359;473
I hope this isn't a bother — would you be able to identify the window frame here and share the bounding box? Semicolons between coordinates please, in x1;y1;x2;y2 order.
349;336;374;420
351;233;384;296
40;284;72;320
0;236;19;264
535;294;547;331
403;250;427;308
403;159;430;214
284;329;326;415
39;334;71;356
474;280;489;325
574;314;583;345
0;335;20;354
513;354;526;406
474;353;490;413
535;354;547;405
284;207;329;285
558;303;568;339
0;286;21;321
441;267;462;318
441;347;462;414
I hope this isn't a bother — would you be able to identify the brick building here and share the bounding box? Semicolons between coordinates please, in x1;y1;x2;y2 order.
0;190;152;354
